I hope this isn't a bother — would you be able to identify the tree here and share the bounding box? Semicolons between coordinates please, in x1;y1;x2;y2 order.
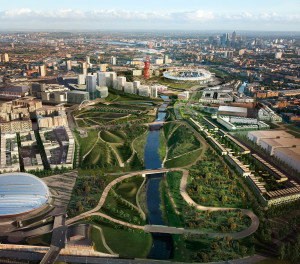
278;243;285;260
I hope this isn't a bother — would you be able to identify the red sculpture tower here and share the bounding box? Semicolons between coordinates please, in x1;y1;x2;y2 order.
144;57;150;79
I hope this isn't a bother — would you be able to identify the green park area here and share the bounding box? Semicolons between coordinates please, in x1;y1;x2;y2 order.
163;123;202;168
187;151;248;208
77;126;146;172
98;175;146;226
114;175;145;206
161;171;254;263
172;234;255;263
133;130;148;161
67;172;117;217
90;217;152;258
162;171;251;233
75;101;155;128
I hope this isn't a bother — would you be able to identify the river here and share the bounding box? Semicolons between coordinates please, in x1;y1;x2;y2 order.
144;100;173;260
238;82;247;95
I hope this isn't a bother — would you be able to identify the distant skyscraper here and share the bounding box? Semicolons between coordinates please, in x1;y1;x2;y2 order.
164;55;169;64
66;60;72;71
2;53;9;62
82;62;88;75
86;75;96;93
110;56;116;65
232;31;237;42
86;56;90;65
78;74;86;85
39;65;46;77
150;86;158;98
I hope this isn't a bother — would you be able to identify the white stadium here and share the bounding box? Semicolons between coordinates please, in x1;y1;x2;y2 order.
163;68;212;84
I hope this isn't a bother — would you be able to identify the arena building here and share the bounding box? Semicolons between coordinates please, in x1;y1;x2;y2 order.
0;173;50;217
163;68;212;84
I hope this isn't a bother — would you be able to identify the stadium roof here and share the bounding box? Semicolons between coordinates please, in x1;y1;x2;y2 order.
0;173;50;216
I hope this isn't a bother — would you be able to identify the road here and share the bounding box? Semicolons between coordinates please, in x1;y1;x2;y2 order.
0;249;267;264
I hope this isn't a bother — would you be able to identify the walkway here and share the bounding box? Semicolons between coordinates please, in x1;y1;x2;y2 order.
66;167;259;239
98;132;125;167
92;225;118;256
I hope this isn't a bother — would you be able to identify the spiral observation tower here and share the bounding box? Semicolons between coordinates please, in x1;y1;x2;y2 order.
163;68;212;84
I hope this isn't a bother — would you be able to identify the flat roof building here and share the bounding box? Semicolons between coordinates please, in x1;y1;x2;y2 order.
218;105;248;117
248;130;294;145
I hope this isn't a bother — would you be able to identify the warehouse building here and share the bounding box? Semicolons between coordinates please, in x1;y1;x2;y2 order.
274;147;300;173
248;130;294;145
218;105;248;117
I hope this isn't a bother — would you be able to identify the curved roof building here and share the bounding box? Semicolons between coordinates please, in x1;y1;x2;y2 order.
0;173;50;217
163;68;212;84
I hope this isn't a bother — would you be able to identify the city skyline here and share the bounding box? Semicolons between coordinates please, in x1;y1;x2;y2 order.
0;0;300;31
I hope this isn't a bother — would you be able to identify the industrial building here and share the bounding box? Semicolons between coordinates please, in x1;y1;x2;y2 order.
217;105;248;117
248;130;294;145
260;137;300;155
274;147;300;173
67;90;89;104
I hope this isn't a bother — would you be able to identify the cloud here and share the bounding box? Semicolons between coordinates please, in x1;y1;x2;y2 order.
0;8;299;30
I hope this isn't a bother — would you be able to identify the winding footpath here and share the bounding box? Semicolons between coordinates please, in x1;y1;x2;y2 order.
66;167;259;240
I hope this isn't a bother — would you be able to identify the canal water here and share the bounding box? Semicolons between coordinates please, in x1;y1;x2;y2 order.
144;100;173;260
238;82;247;95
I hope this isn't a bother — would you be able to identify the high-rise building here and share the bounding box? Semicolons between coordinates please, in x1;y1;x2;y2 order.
232;31;237;42
39;65;46;77
150;86;158;98
97;72;109;87
117;77;126;91
86;75;96;93
77;74;86;85
133;81;140;94
86;56;90;65
2;53;9;62
66;60;72;71
82;62;87;75
164;55;169;64
110;56;117;65
110;72;117;87
99;64;107;72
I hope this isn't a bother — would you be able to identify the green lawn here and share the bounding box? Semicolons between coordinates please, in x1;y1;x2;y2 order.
83;140;118;168
90;226;110;254
158;129;167;161
100;191;145;225
163;122;179;139
26;233;52;247
100;130;123;143
78;129;98;158
133;131;148;161
110;142;132;163
91;220;152;258
165;148;203;168
167;125;201;159
105;93;118;102
115;175;144;206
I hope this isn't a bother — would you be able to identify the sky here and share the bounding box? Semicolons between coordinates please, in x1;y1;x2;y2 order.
0;0;299;31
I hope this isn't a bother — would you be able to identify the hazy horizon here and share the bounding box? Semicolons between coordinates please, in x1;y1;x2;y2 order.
0;0;299;31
